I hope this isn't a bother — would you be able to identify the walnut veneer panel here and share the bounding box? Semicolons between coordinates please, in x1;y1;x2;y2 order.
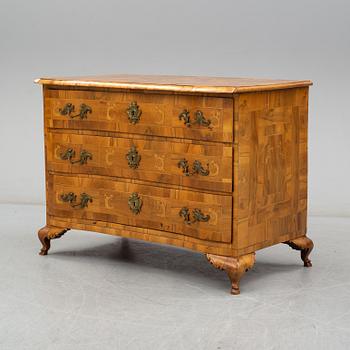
233;87;309;254
47;215;236;256
48;174;232;243
47;132;232;192
44;89;233;142
36;74;312;94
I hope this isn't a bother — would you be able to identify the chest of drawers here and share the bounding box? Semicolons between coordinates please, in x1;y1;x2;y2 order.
36;74;314;294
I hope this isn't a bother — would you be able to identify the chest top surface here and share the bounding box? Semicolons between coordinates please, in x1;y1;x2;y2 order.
35;74;312;94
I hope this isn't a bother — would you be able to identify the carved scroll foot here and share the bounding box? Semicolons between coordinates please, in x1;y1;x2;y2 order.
38;226;70;256
206;253;255;295
283;235;314;267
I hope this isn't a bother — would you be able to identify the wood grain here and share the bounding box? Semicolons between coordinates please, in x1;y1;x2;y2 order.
40;85;312;256
46;132;232;192
35;74;312;94
47;214;236;256
206;253;255;294
38;225;69;255
47;174;233;243
44;88;233;142
284;235;314;267
233;87;309;254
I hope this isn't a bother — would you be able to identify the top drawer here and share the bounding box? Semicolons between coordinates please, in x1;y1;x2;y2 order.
44;88;233;143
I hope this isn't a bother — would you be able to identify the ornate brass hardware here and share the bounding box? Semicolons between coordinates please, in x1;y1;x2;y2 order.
128;192;142;214
60;148;92;165
178;109;211;128
60;192;92;209
179;207;191;224
192;208;210;223
177;159;210;176
126;145;141;169
59;103;74;116
178;109;191;127
59;103;92;119
126;101;142;124
60;192;76;204
193;110;211;127
179;207;210;225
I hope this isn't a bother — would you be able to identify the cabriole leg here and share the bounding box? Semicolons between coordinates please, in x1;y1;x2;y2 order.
284;235;314;267
206;253;256;295
38;226;70;256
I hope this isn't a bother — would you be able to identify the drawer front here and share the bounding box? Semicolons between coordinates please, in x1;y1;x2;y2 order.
47;132;232;193
48;174;232;243
44;89;233;142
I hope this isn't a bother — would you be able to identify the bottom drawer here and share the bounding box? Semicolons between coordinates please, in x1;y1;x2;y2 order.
47;174;232;243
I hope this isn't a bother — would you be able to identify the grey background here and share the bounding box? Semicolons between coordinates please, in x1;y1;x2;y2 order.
0;0;349;216
1;2;350;349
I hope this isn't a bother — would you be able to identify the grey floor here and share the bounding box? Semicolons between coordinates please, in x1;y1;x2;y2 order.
1;204;350;350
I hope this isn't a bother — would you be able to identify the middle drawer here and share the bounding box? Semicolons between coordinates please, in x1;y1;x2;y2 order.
47;132;233;193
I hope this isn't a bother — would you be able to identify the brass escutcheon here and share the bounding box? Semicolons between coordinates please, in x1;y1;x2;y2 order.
126;145;141;169
126;101;142;124
128;192;142;214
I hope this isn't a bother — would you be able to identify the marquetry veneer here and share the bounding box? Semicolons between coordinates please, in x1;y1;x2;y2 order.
36;74;314;295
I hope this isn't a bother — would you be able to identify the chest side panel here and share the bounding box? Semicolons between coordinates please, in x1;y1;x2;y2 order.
234;87;308;253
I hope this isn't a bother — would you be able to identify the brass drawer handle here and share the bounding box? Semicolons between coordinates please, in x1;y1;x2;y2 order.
126;145;141;169
59;103;92;119
60;148;92;165
126;101;142;124
178;159;210;176
178;109;211;129
128;192;142;214
60;192;92;209
179;207;210;225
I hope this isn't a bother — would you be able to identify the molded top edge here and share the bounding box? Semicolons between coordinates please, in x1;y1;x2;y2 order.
35;74;313;94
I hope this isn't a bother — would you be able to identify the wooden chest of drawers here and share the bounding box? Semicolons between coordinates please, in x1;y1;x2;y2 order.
36;74;314;294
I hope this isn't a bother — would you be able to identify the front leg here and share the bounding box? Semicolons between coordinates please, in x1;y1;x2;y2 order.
206;253;255;295
283;235;314;267
38;226;70;256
